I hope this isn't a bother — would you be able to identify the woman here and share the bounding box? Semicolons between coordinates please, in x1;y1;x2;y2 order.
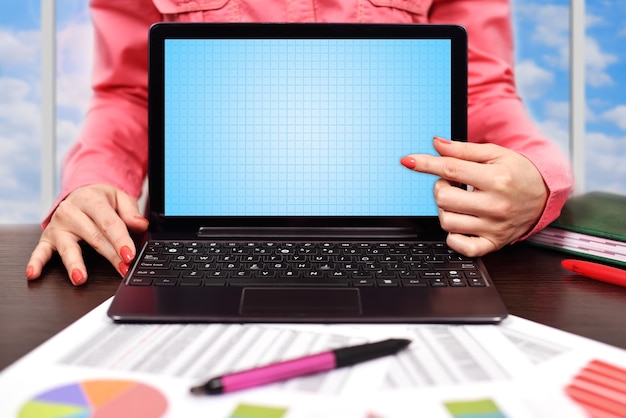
27;0;573;285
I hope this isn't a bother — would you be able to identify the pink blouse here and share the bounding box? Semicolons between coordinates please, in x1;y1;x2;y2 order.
47;0;573;239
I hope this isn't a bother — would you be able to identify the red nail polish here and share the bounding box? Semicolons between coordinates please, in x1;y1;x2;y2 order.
26;266;34;280
400;156;416;169
120;246;134;263
119;262;129;276
71;269;84;285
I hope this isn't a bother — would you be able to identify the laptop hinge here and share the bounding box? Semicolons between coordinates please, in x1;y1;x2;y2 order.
197;227;417;239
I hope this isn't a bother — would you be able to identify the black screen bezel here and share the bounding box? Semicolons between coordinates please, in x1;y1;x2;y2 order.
147;23;468;233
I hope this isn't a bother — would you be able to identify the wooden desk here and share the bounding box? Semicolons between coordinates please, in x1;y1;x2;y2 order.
2;225;625;371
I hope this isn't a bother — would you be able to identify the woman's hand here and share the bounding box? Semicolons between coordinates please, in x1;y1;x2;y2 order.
401;136;548;257
26;184;149;285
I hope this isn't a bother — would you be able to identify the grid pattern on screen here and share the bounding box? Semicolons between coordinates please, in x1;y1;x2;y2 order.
164;38;451;216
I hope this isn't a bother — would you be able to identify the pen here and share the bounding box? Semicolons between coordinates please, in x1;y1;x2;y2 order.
190;338;411;395
561;259;626;288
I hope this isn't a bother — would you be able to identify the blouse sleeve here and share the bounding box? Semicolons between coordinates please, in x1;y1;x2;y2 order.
43;0;162;226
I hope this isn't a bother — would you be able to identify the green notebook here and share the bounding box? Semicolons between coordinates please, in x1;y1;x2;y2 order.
553;191;626;241
528;191;626;267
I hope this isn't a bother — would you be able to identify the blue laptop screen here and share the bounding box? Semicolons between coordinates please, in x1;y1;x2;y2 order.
163;38;451;217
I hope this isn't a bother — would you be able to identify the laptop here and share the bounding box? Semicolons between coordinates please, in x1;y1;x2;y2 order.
107;22;508;324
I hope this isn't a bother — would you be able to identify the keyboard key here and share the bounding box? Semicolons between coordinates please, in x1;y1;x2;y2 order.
469;277;487;287
134;269;180;278
203;279;227;286
402;278;428;287
377;279;399;287
128;277;153;286
449;278;467;287
182;270;205;279
154;278;177;286
179;278;203;286
430;278;447;287
352;278;375;286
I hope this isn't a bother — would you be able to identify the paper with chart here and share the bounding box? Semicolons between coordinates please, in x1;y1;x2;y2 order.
1;298;626;417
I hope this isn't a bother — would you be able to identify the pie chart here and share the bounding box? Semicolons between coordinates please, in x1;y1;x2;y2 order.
18;379;168;418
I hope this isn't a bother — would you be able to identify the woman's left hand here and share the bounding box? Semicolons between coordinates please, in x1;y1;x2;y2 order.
401;136;548;257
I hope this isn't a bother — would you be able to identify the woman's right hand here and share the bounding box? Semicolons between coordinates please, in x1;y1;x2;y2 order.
26;184;149;286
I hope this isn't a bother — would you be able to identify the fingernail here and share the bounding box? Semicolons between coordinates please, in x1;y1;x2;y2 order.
119;262;129;276
400;156;416;169
71;269;85;286
120;246;134;263
26;266;34;280
434;136;451;144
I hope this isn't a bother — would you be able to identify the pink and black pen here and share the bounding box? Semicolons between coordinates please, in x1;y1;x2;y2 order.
190;338;411;395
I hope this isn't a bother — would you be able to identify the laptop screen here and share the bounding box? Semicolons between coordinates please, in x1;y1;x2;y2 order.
162;37;452;217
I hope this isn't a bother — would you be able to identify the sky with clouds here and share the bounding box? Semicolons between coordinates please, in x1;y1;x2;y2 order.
0;0;91;223
0;0;625;223
512;0;626;194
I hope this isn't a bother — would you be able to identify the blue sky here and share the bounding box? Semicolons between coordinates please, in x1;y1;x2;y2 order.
0;0;625;222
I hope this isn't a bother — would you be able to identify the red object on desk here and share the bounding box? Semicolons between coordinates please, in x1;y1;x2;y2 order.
566;359;626;418
561;259;626;288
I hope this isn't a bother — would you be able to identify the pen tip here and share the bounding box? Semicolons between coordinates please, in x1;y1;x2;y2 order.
189;378;224;395
190;385;205;395
387;338;411;349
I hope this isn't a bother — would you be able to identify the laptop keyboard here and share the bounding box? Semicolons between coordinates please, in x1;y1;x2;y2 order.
126;241;488;288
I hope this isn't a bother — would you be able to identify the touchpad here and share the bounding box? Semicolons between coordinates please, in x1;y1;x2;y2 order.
240;288;362;317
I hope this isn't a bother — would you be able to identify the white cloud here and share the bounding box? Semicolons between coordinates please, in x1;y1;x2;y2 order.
585;104;599;123
537;118;569;157
0;78;40;128
601;105;626;131
0;29;39;68
515;4;617;88
0;159;20;192
0;134;40;223
0;195;40;223
0;28;42;222
56;118;82;167
0;76;41;223
522;4;569;48
515;60;554;100
585;14;605;30
585;37;618;87
0;78;39;142
0;77;30;103
582;11;620;87
544;101;569;121
585;131;626;193
56;21;93;118
53;16;94;166
515;4;569;69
